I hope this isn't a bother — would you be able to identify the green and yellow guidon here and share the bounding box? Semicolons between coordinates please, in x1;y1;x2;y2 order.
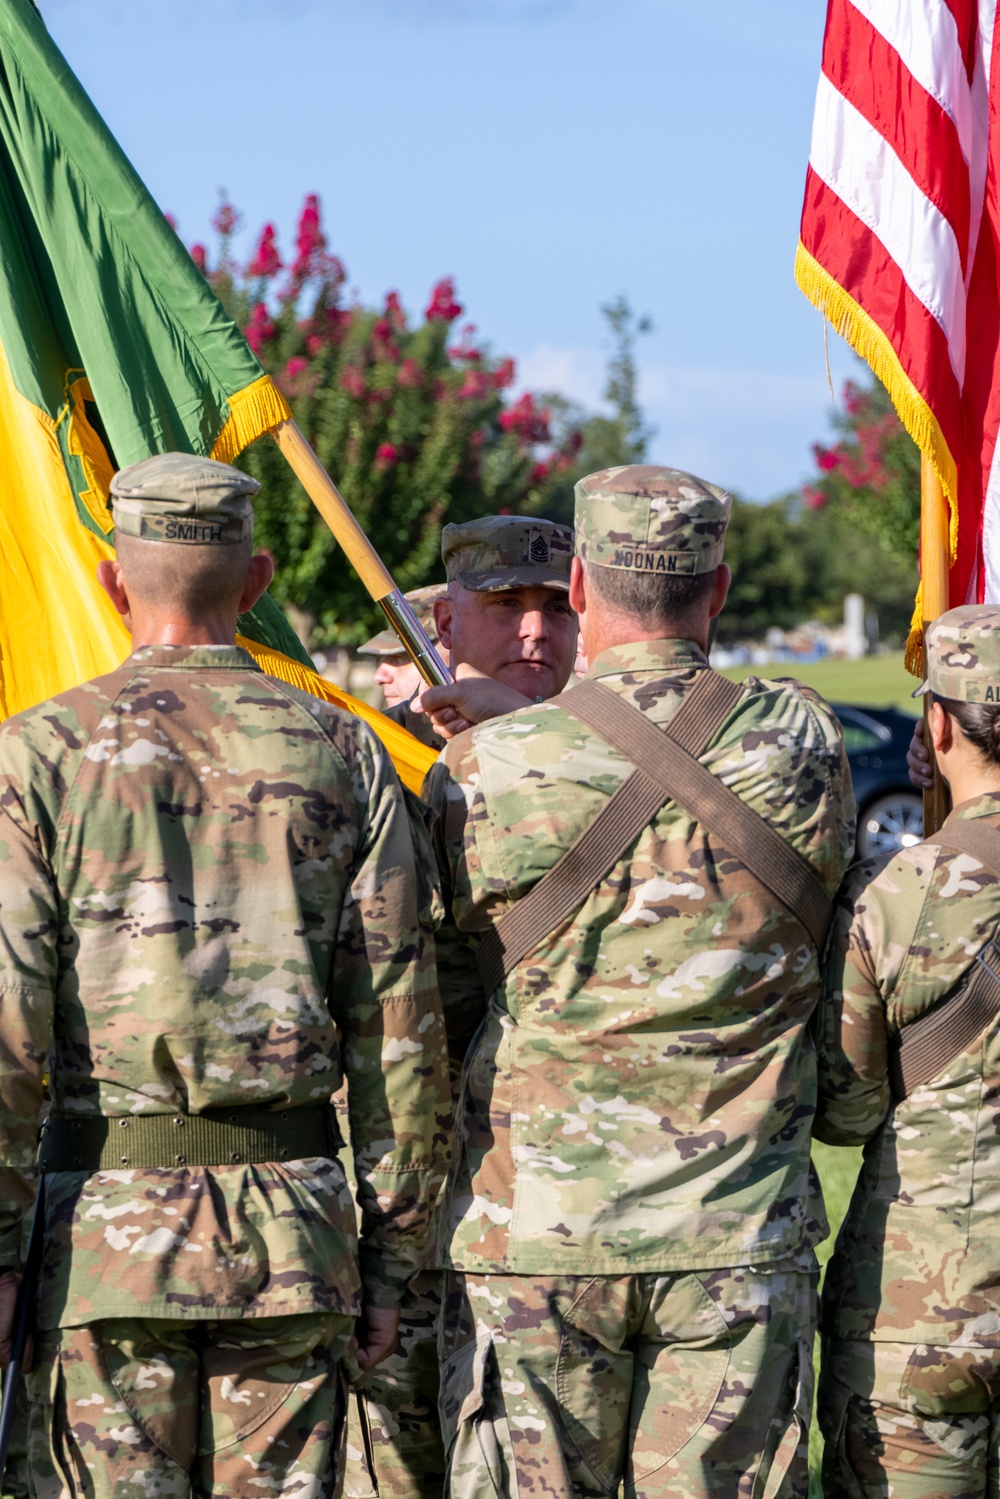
0;0;436;790
0;0;293;719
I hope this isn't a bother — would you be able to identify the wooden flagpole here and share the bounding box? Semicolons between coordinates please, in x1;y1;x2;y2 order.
920;453;951;836
270;419;452;688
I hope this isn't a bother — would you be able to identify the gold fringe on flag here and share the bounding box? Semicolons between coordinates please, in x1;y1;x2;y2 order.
794;242;958;674
906;581;928;677
210;376;292;466
236;634;438;794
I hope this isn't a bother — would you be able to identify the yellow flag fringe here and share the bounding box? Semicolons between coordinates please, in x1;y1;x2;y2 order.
794;242;957;675
207;379;435;786
236;635;437;794
210;376;292;465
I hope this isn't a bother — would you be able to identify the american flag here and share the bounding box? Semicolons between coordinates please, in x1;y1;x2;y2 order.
796;0;1000;636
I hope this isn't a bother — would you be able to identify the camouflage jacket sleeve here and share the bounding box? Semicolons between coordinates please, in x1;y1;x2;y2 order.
333;730;450;1308
815;856;895;1146
384;699;446;754
422;742;488;1063
0;734;58;1267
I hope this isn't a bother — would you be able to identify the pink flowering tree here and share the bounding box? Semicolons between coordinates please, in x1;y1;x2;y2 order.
732;372;921;646
802;376;920;557
191;195;582;647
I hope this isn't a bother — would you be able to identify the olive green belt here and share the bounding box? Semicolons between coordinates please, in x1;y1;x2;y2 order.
38;1105;342;1173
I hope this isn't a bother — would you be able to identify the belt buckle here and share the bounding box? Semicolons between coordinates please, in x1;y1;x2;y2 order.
975;938;1000;986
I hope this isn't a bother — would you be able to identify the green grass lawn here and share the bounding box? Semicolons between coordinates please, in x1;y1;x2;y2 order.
718;651;919;714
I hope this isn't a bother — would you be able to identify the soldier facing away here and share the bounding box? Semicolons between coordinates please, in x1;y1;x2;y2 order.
0;454;449;1499
423;465;856;1498
817;605;1000;1498
343;514;577;1499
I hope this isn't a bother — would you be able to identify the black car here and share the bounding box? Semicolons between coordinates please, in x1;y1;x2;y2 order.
832;703;923;859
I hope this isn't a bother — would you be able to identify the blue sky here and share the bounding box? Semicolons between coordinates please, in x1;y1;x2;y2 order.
42;0;857;500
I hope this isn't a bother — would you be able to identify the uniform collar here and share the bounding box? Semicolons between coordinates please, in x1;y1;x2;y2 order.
943;789;1000;823
586;637;710;678
125;644;262;672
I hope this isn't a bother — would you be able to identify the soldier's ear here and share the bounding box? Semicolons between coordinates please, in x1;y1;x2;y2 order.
434;595;455;651
568;557;587;615
238;552;276;614
928;700;952;756
96;559;130;619
709;564;731;619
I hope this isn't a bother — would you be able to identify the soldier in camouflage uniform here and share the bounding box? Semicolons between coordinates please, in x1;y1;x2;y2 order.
343;517;577;1499
385;516;578;752
0;454;449;1499
423;465;856;1498
817;605;1000;1498
359;584;447;712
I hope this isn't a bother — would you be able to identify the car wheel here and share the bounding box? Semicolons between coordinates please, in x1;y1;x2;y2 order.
857;792;924;860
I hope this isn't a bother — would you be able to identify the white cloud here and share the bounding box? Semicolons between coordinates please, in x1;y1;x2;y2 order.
513;341;859;502
516;345;605;408
641;364;833;421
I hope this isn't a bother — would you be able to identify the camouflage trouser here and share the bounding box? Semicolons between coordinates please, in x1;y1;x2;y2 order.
438;1265;816;1499
0;1376;30;1498
343;1271;446;1499
821;1336;1000;1497
23;1312;353;1499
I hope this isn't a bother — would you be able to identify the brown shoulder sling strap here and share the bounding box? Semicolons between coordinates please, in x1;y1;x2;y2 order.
890;819;1000;1101
475;670;833;996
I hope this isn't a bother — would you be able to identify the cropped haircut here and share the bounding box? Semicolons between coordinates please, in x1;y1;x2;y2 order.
584;560;717;630
116;533;252;617
931;692;1000;768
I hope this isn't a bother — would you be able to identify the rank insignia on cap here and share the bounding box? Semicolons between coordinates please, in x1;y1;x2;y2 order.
529;531;550;564
441;514;573;592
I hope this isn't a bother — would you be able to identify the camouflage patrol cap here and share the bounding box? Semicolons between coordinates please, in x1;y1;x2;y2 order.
359;584;445;657
914;605;1000;703
441;515;574;592
575;465;732;575
110;453;258;545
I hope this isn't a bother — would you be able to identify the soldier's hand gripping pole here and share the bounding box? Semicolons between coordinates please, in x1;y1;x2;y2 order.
270;420;453;688
920;454;951;835
0;1177;45;1489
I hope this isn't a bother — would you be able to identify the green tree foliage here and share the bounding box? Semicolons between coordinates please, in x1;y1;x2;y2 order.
188;194;916;650
580;295;656;472
537;296;654;527
190;196;582;646
805;376;921;556
721;492;917;646
722;372;920;647
721;497;809;641
538;333;917;646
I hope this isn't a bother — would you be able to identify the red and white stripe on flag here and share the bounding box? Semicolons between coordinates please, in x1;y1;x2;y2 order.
796;0;1000;657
